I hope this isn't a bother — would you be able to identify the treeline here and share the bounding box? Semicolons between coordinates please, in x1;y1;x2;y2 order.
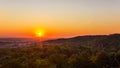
0;45;120;68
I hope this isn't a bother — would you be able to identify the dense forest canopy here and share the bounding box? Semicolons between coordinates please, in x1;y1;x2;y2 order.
0;34;120;68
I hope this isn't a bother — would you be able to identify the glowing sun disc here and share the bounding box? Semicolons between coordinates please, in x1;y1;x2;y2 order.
37;32;43;37
35;30;45;37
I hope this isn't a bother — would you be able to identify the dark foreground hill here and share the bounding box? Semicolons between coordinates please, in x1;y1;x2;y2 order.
45;34;120;50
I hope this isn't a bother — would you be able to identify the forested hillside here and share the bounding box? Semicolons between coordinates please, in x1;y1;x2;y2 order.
45;34;120;50
0;34;120;68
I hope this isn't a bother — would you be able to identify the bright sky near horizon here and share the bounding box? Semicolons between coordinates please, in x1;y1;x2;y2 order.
0;0;120;38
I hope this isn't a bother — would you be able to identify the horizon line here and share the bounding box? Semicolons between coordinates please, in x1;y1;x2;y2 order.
0;33;119;39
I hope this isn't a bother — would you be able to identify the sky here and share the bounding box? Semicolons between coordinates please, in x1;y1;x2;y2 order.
0;0;120;38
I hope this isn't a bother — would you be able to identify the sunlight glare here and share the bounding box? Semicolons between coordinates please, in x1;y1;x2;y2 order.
35;29;45;37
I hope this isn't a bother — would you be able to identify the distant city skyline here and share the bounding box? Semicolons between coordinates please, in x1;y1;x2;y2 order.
0;0;120;38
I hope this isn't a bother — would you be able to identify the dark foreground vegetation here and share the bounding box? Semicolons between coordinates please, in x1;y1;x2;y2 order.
0;45;120;68
0;34;120;68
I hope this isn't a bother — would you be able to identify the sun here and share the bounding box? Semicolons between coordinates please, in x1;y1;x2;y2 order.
35;29;45;37
37;32;44;37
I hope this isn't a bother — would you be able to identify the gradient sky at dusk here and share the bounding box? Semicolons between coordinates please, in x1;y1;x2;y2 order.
0;0;120;38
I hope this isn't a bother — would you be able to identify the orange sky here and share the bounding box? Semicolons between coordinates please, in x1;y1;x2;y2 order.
0;0;120;38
